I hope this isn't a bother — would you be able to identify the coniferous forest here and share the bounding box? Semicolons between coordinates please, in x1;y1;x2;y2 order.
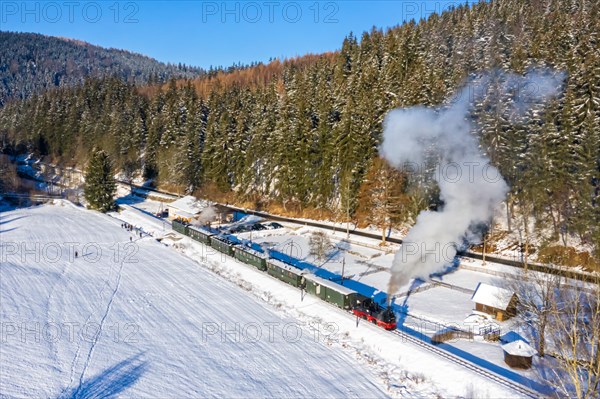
0;0;599;264
0;31;208;106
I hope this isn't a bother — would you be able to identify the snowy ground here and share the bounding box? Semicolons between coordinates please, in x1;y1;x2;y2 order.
0;195;532;397
117;194;542;396
113;191;557;392
196;201;561;394
0;172;589;398
1;203;390;398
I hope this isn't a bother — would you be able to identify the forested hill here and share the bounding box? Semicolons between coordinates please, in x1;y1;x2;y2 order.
1;0;599;264
0;31;205;106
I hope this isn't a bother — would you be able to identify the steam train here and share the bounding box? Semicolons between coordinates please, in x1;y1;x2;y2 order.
172;219;397;331
351;298;397;330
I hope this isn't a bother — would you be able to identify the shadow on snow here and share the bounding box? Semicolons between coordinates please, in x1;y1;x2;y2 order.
61;353;148;399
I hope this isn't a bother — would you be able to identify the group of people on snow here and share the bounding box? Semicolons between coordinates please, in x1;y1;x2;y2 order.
121;222;145;241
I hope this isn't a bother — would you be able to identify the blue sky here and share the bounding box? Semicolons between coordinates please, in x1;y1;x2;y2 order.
1;1;460;69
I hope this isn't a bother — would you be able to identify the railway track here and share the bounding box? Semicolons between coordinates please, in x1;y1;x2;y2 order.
306;289;543;398
160;203;546;398
120;180;596;285
3;161;580;396
389;327;542;398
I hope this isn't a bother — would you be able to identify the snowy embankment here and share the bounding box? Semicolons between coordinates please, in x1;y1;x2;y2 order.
1;203;390;398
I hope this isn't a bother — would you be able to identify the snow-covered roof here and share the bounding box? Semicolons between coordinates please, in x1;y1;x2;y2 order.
168;195;205;217
188;225;215;236
237;244;268;259
471;283;515;311
304;274;356;296
211;235;238;246
268;259;305;275
502;340;536;357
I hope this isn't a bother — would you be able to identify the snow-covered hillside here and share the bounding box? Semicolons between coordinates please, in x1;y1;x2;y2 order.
0;203;388;398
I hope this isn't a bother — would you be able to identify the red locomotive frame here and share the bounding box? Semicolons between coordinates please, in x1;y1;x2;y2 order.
352;298;397;330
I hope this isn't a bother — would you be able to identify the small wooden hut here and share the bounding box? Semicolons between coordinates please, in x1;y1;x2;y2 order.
502;340;536;369
471;283;517;321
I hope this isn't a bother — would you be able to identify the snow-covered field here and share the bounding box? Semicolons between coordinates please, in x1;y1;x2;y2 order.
0;198;535;397
117;191;552;388
1;203;389;398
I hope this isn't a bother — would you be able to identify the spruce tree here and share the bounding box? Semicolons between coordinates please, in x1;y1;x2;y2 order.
84;149;116;212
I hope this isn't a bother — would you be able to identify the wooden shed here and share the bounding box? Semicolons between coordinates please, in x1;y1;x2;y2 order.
502;340;536;369
471;283;517;321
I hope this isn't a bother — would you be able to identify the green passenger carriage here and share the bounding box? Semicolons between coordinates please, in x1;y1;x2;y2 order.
188;225;214;244
267;259;306;288
171;219;188;235
234;245;268;271
210;236;236;256
304;274;357;310
171;217;396;331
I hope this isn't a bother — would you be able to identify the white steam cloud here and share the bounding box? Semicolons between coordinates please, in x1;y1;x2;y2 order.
381;69;565;294
195;205;218;225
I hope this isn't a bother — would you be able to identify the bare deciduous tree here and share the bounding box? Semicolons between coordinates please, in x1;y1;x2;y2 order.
510;270;563;357
309;231;332;261
550;274;600;399
122;160;137;191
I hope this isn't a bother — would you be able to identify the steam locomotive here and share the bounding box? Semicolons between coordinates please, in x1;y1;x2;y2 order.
352;298;397;330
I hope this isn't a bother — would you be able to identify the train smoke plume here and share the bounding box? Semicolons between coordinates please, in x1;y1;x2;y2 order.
196;205;218;225
381;69;564;295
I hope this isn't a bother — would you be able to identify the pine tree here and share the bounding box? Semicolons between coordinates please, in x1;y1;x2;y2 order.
84;149;116;212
